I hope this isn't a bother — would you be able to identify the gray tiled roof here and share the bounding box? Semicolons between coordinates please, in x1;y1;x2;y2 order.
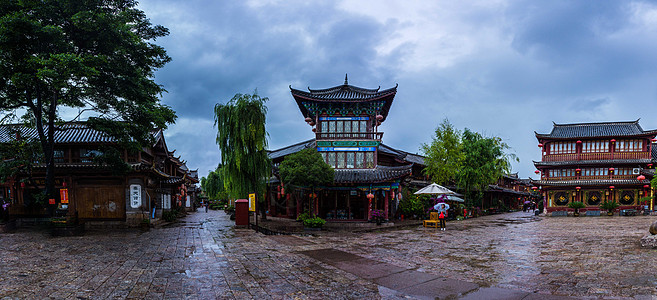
488;184;530;196
0;123;163;144
267;139;316;161
290;78;398;122
535;120;657;139
290;84;397;101
267;139;425;166
0;123;116;143
334;165;412;183
378;143;425;166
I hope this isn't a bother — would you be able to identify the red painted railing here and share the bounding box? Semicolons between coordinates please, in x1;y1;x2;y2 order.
542;151;649;162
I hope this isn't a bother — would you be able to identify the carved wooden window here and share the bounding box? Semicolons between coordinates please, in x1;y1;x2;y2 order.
355;152;364;168
549;142;576;154
619;191;635;205
586;191;602;205
582;140;609;153
617;139;643;152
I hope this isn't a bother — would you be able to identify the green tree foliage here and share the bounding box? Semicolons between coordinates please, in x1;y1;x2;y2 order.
0;0;176;203
422;119;517;208
214;91;270;209
421;119;463;185
279;148;334;190
200;167;226;200
458;129;517;207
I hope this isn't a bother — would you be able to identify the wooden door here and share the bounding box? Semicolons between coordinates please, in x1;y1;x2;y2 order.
76;186;125;219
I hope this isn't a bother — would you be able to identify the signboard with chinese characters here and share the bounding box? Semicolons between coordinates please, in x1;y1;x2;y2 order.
60;189;69;204
248;193;256;212
130;184;142;209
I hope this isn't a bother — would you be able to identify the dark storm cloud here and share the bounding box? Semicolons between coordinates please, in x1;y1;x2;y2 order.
137;0;657;180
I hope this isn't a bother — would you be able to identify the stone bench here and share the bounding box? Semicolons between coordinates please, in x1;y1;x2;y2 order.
585;210;601;217
551;211;567;217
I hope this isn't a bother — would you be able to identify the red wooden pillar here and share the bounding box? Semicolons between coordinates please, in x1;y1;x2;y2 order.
384;190;389;220
367;197;372;220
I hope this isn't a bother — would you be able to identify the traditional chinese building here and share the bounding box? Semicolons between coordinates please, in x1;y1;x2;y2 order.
533;120;656;214
483;173;537;212
267;76;424;221
0;123;199;226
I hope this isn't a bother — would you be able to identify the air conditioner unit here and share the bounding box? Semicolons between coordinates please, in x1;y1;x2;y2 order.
632;168;640;174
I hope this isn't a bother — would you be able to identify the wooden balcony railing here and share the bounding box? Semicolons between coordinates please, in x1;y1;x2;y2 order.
316;132;383;140
543;174;640;181
542;151;650;162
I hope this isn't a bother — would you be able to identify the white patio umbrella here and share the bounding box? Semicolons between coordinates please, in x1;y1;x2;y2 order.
414;183;456;195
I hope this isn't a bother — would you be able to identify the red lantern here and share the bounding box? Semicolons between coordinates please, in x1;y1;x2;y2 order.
576;186;581;190
534;170;540;174
62;181;67;187
637;175;646;181
538;143;543;148
281;187;285;195
20;182;25;188
652;138;657;143
304;117;312;123
649;164;653;168
367;193;374;199
576;140;582;144
644;185;650;188
576;168;581;172
610;139;616;143
532;187;537;190
609;168;614;171
609;186;615;190
376;114;384;121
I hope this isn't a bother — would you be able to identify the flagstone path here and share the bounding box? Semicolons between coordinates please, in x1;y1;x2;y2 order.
1;209;656;299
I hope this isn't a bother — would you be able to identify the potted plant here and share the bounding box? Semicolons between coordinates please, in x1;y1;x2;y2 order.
600;200;619;216
568;201;586;217
370;209;385;225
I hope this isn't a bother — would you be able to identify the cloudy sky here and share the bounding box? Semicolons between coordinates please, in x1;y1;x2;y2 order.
137;0;657;180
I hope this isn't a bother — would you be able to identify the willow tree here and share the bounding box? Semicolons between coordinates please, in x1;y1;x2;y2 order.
0;0;176;209
214;91;270;217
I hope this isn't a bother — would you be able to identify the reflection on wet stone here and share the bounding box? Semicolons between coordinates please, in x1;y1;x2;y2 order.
1;210;656;298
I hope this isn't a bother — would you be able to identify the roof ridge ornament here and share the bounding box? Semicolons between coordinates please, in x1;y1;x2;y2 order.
344;73;348;85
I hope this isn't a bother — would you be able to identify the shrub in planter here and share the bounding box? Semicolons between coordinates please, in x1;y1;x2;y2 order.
568;201;586;216
600;200;619;215
162;210;177;222
296;211;312;222
303;216;326;228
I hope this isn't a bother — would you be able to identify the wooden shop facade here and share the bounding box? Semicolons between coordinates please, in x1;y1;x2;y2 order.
0;123;199;226
533;120;656;213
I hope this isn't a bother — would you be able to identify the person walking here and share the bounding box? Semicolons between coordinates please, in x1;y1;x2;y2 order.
205;201;209;213
433;202;449;231
438;210;446;230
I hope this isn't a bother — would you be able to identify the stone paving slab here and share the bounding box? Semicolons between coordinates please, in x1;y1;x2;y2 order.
2;210;657;299
399;277;480;299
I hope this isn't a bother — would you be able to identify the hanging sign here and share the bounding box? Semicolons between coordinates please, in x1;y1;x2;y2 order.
49;198;55;205
130;184;142;208
60;189;69;204
248;193;256;212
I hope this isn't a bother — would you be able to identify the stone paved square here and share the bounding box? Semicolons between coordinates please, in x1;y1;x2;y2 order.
1;210;656;299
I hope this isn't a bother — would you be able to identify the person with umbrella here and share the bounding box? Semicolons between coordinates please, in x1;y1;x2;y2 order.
434;202;449;231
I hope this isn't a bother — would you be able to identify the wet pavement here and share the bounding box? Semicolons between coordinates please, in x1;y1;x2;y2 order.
1;209;656;299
